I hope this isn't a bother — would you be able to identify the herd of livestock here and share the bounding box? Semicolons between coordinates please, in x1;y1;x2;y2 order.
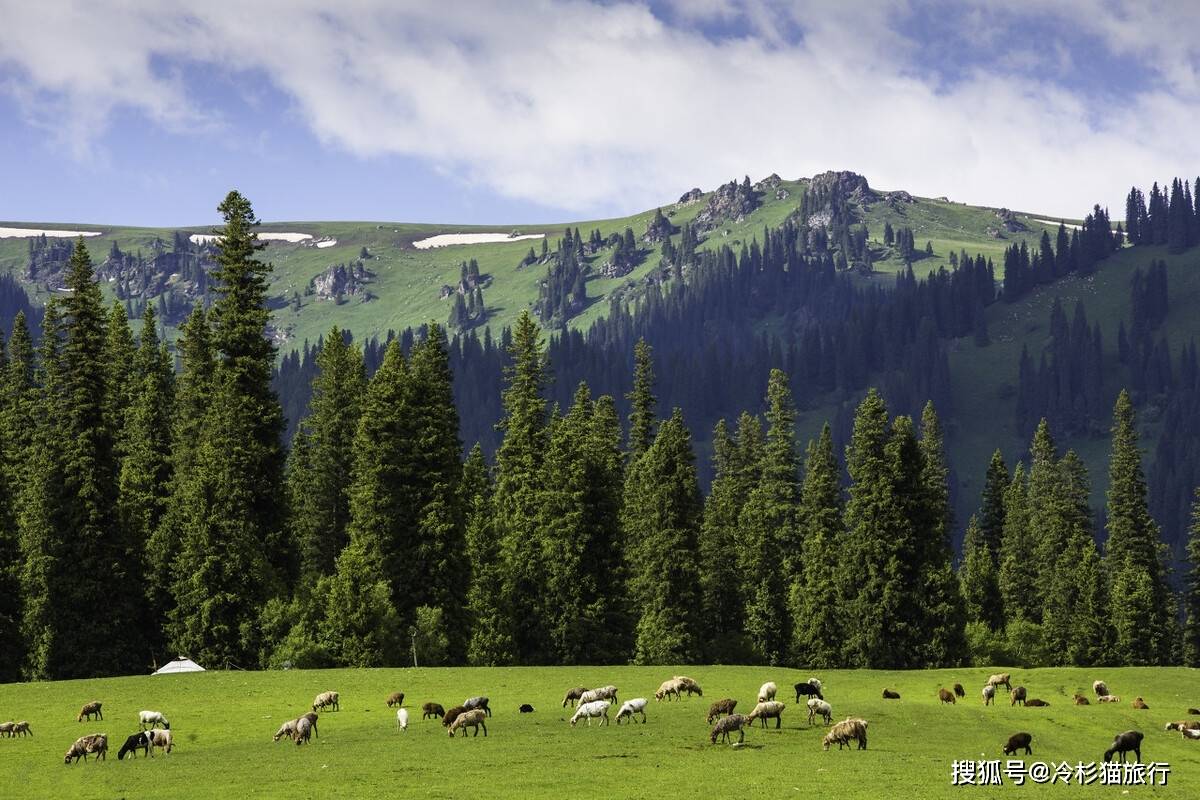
6;671;1197;767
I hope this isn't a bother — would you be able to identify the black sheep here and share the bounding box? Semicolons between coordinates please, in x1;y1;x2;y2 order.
1104;731;1144;763
794;682;823;703
117;732;149;760
519;704;535;713
1003;732;1032;756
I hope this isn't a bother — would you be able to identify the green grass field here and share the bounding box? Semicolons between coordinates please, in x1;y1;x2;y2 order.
1;666;1197;798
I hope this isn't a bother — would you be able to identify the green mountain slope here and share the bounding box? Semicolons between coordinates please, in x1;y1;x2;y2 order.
0;171;1073;349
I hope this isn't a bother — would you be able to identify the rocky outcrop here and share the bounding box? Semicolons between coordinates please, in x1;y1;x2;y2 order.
677;187;703;205
808;170;875;204
692;177;760;232
753;173;782;192
994;208;1028;233
884;190;914;208
311;260;372;300
642;208;678;244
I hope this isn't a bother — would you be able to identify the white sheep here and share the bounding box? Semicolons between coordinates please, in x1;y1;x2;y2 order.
758;682;778;703
579;686;618;705
272;719;298;742
313;691;340;712
396;707;409;731
616;698;648;724
982;684;996;706
807;698;833;725
139;710;170;730
808;678;822;693
570;700;611;727
146;728;173;755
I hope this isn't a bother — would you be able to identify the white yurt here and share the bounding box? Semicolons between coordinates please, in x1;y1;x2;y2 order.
153;656;205;675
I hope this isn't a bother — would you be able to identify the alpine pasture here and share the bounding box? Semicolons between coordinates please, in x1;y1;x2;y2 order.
2;666;1198;797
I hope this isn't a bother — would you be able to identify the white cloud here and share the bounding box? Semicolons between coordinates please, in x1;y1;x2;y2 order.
1;0;1198;217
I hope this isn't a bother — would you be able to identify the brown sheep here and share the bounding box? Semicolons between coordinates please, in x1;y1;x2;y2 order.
706;698;737;725
301;711;319;738
1025;698;1050;707
1010;686;1027;706
386;692;405;708
1073;694;1090;706
448;708;488;738
1104;730;1143;763
562;687;588;708
1132;697;1149;710
422;702;446;720
65;733;107;764
882;689;900;699
822;718;868;750
938;688;956;705
293;717;312;746
673;675;703;697
312;691;339;712
441;705;468;727
709;713;749;744
953;683;965;698
1003;732;1033;755
77;701;103;723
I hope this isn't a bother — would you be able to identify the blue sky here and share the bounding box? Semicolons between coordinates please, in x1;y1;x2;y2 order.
1;1;1198;227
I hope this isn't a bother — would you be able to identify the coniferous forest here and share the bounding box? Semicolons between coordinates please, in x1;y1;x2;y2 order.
3;186;1200;682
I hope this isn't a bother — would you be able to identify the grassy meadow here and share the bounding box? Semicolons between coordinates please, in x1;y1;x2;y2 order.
1;665;1197;798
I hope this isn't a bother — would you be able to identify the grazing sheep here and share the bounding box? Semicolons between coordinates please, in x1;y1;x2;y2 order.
1132;697;1149;710
396;708;409;731
1010;686;1027;706
117;732;149;759
448;709;488;738
747;701;786;729
1098;695;1121;704
1003;732;1033;756
562;687;589;708
386;692;405;708
1103;730;1143;763
1165;721;1200;733
953;683;965;698
441;706;468;728
1189;708;1200;715
519;704;535;713
580;686;618;706
823;718;868;750
982;685;996;706
938;688;956;705
1073;694;1090;706
1093;680;1109;697
707;698;737;725
1184;728;1200;741
312;691;339;712
273;719;298;742
793;681;823;703
709;713;749;744
570;700;610;727
616;698;648;724
293;717;312;746
301;712;319;739
147;728;173;755
77;701;103;723
654;679;682;702
64;733;107;764
11;721;30;738
1025;699;1050;707
463;696;492;717
139;710;170;730
807;698;833;726
423;702;446;720
882;689;900;700
673;676;703;697
0;722;12;737
758;682;778;703
987;673;1012;692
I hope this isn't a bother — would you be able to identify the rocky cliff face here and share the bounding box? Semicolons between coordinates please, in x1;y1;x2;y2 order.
311;260;373;300
692;177;760;232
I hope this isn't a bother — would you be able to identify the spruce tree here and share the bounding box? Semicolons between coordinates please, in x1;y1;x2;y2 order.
1184;488;1200;666
627;338;656;458
288;328;366;585
103;302;136;466
998;464;1038;624
493;311;550;663
1026;419;1059;618
960;516;1003;630
0;312;36;492
0;414;21;681
1105;390;1174;663
978;450;1008;558
738;369;799;664
699;420;749;661
462;445;516;665
790;423;844;667
318;525;404;667
170;192;288;667
623;409;702;664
